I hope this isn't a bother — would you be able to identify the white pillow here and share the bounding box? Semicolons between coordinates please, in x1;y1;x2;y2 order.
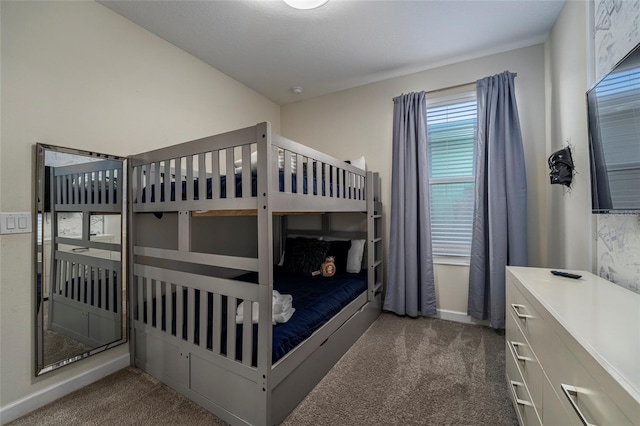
348;156;366;171
233;150;297;173
346;239;366;273
234;150;258;173
279;151;297;173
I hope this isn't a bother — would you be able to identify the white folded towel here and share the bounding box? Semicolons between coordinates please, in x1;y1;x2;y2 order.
272;290;292;303
274;308;295;324
273;298;292;315
236;301;261;324
236;290;295;324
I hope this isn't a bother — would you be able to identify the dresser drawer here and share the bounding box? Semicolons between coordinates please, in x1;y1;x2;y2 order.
541;325;633;426
506;310;543;411
506;342;542;426
542;372;578;426
506;276;546;355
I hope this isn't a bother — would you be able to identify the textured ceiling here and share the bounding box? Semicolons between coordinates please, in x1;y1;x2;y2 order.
99;0;565;105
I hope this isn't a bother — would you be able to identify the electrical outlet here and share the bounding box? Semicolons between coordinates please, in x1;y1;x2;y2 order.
0;212;32;234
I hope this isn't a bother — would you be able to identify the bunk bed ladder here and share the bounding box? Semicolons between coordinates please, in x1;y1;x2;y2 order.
366;171;383;301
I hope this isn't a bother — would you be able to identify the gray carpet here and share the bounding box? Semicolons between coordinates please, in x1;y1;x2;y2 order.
10;314;517;426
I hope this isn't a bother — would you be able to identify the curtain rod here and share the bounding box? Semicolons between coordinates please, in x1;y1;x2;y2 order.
393;72;518;101
426;81;475;96
392;82;473;102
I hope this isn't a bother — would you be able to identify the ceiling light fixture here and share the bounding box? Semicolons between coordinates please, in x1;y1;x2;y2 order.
283;0;329;10
291;86;304;94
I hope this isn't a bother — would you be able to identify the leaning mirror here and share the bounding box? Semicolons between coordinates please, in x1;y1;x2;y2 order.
35;144;127;375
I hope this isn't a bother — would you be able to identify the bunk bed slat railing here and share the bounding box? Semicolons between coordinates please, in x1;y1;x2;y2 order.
130;125;257;167
133;143;261;210
102;268;108;310
212;293;222;354
52;258;118;314
296;154;303;195
137;276;144;325
161;160;169;204
226;296;237;360
198;154;207;202
166;282;174;337
211;150;220;200
199;288;208;352
99;170;105;204
154;162;161;205
88;266;95;304
155;280;163;331
241;144;252;199
175;158;183;203
186;155;194;202
131;123;367;214
187;287;196;344
133;264;261;367
176;283;184;340
146;277;153;326
242;301;253;366
53;161;122;211
225;148;235;200
134;246;259;272
133;265;259;303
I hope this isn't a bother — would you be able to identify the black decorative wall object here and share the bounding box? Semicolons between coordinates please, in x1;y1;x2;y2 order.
548;146;574;187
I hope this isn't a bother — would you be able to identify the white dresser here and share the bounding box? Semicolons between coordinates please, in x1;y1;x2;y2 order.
505;266;640;425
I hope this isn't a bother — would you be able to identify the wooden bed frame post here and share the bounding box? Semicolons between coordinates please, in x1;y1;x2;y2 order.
256;122;274;426
127;158;135;368
367;172;383;302
48;166;58;330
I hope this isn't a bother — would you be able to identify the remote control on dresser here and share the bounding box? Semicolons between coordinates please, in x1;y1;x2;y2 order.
550;270;582;279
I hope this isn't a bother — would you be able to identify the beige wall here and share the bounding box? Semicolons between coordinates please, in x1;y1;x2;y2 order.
0;1;279;410
543;1;592;270
281;45;547;315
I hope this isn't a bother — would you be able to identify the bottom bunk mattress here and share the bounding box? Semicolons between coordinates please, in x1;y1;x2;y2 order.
140;268;367;365
248;269;367;362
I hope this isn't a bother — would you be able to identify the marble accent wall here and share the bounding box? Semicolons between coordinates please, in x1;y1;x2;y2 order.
596;214;640;294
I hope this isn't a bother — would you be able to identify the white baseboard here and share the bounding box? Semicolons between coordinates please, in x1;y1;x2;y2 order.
435;309;490;326
0;354;129;425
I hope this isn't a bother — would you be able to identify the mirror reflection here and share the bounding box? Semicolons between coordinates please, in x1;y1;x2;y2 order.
36;144;126;375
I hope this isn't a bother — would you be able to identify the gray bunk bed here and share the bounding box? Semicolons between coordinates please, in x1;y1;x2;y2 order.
48;160;123;348
129;122;383;426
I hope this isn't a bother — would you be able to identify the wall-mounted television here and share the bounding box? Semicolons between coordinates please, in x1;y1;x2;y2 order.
587;43;640;213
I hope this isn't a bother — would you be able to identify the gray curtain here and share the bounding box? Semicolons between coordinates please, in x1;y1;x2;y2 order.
467;72;528;329
383;91;436;317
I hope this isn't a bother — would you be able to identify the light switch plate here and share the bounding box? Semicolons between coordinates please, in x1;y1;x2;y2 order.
0;212;32;234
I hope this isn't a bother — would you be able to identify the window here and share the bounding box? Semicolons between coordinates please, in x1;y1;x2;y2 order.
426;86;477;258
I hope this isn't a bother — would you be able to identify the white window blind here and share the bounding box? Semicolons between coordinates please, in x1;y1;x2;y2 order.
594;68;640;210
426;87;477;257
